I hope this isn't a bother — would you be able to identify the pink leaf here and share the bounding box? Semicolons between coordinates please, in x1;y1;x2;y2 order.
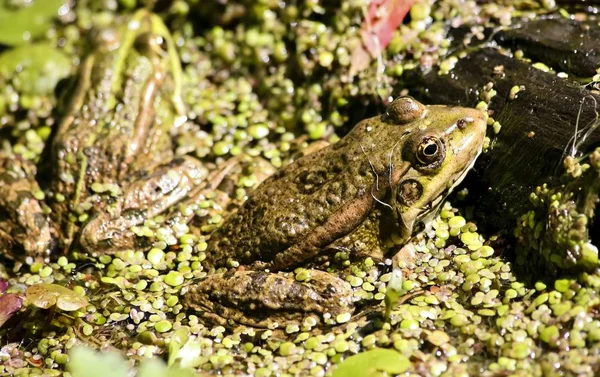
0;294;23;327
361;0;414;56
350;0;414;75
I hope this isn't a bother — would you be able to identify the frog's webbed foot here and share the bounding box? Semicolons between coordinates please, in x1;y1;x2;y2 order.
0;154;54;261
79;156;207;254
182;269;355;328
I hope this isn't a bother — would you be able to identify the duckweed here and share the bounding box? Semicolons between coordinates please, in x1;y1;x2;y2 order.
2;2;600;377
279;342;297;356
336;313;352;324
164;272;184;287
448;216;466;229
428;330;450;346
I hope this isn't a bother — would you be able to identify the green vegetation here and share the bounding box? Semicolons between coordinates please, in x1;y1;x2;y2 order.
1;1;599;376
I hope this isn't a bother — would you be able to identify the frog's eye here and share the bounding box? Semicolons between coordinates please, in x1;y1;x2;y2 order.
385;96;425;125
89;28;120;52
397;179;423;206
135;32;169;57
416;136;445;166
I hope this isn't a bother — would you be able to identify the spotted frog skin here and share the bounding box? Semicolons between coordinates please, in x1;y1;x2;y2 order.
183;96;487;327
0;11;207;259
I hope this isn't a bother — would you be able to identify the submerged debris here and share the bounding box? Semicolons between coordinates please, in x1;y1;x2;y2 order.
515;147;600;271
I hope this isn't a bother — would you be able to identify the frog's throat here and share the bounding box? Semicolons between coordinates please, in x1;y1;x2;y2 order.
415;193;445;229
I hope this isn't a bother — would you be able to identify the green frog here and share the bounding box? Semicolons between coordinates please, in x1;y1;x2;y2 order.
0;10;486;330
182;96;487;327
0;10;207;259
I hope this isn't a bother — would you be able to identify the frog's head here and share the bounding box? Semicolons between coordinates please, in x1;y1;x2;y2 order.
384;96;487;240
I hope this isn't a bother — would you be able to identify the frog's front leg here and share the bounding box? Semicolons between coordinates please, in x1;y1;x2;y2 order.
79;156;207;254
183;269;355;327
0;153;54;261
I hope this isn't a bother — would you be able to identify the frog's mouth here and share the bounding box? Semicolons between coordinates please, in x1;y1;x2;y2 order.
412;193;445;234
445;149;480;195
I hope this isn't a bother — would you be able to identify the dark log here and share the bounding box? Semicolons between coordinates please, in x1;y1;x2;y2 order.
400;17;600;266
404;47;600;227
494;17;600;77
554;0;600;12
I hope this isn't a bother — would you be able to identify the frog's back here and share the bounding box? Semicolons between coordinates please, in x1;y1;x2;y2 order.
205;118;389;270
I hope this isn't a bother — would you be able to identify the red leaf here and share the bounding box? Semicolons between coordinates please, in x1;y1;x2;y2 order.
361;0;414;56
0;294;23;327
350;0;414;75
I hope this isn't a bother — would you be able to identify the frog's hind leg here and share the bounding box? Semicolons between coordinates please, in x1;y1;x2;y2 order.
182;269;355;328
79;156;243;254
152;155;246;231
79;156;207;254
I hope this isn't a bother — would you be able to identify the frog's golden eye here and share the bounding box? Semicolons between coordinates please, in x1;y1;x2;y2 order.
385;96;425;125
397;179;423;206
89;28;120;52
416;136;445;166
135;32;168;57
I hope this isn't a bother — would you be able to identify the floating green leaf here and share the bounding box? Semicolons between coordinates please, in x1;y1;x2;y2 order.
0;43;71;96
168;327;190;366
384;268;405;322
167;327;206;369
172;338;205;369
138;358;196;377
67;346;129;377
26;283;88;311
0;0;67;46
332;349;411;377
67;345;196;377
